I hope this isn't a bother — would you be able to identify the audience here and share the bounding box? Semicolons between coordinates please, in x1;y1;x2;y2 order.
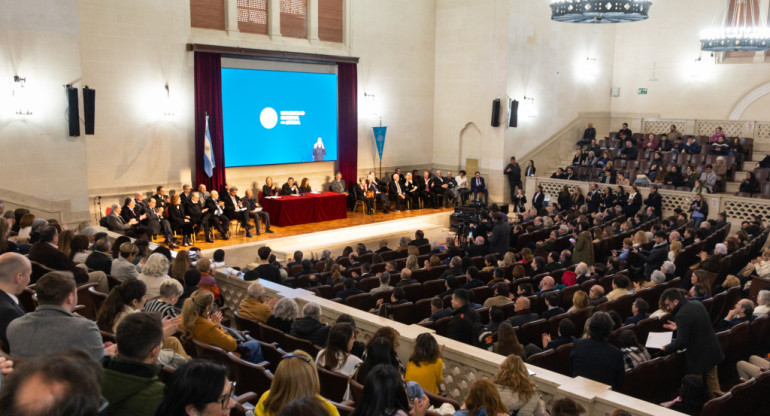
0;253;30;348
405;333;444;394
290;302;331;347
96;278;148;334
144;278;184;318
238;281;274;323
316;322;362;377
570;312;624;391
267;297;300;334
492;355;546;415
154;359;236;416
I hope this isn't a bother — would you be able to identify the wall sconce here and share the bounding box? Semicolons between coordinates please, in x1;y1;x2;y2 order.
521;95;537;119
13;75;32;116
362;91;381;124
163;83;174;117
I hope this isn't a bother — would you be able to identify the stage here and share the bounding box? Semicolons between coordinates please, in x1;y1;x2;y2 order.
191;206;456;267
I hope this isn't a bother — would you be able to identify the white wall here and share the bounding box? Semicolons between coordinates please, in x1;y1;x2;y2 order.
0;0;90;213
609;0;770;120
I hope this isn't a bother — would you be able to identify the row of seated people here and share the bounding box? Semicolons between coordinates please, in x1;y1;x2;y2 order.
103;183;274;248
553;158;732;193
0;248;604;416
577;122;752;162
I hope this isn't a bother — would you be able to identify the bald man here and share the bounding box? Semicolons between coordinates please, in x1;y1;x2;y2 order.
505;296;539;327
0;253;32;347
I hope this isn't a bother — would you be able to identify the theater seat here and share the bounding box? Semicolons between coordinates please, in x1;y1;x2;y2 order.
700;392;733;416
227;352;273;397
620;357;662;402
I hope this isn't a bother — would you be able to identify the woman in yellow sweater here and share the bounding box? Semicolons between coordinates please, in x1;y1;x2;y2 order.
180;290;264;364
255;350;340;416
405;333;444;394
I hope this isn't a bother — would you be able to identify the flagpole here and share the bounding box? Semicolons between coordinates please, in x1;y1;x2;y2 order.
378;117;383;180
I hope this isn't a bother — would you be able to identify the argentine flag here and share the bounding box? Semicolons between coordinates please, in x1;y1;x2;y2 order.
203;115;215;177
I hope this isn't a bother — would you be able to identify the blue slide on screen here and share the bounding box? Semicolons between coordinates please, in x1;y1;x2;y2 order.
221;68;338;167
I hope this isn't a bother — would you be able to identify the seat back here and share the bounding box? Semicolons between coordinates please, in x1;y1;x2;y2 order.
256;340;286;370
390;302;415;325
345;293;374;311
88;286;108;317
516;319;548;347
226;352;273;397
620;357;662;402
422;280;446;298
75;283;99;321
547;312;572;337
526;348;558;373
316;365;350;402
258;322;286;345
700;392;734;416
192;339;232;372
553;343;573;376
282;333;321;357
434;316;452;336
233;312;261;335
401;283;423;302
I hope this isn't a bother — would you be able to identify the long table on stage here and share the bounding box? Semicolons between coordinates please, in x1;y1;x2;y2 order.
260;191;347;227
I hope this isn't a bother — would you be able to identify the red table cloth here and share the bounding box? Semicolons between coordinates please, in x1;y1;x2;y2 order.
259;191;347;227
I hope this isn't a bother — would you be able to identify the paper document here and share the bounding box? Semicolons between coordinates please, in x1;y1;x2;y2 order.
645;331;673;349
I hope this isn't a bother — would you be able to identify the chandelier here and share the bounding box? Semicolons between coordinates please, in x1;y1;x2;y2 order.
550;0;652;24
700;0;770;52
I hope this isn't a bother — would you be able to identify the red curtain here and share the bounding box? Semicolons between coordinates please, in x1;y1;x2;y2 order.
337;63;358;188
194;51;227;192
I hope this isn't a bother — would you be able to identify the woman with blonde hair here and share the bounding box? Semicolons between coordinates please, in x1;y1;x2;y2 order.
256;350;339;416
455;378;509;416
180;289;264;364
668;240;682;261
405;254;419;272
632;230;647;246
138;252;172;298
492;355;546;416
263;176;278;197
568;290;590;313
502;251;517;268
57;229;75;257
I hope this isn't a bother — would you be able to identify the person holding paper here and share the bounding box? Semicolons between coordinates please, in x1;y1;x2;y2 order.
243;190;273;234
659;288;724;395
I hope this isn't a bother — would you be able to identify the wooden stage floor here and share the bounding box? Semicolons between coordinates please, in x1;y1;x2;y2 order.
171;206;454;252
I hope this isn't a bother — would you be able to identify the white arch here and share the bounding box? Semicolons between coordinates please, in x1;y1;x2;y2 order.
729;79;770;120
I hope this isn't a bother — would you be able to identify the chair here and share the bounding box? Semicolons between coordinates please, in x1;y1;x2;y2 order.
106;275;122;290
227;352;273;397
256;340;286;369
257;322;285;345
192;339;233;371
414;298;433;322
434;316;452;336
345;293;374;311
569;306;594;335
74;283;99;321
547;312;572;337
390;302;415;324
748;314;770;355
233;312;261;335
553;343;573;376
620;357;662;402
401;283;423;302
423;279;446;298
17;286;37;313
725;378;754;415
526;348;559;372
516;319;548;347
349;377;365;403
700;392;734;416
353;200;367;214
88;286;108;316
282;333;321;357
316;365;350;403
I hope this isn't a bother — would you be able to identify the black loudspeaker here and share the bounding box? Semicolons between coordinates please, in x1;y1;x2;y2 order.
491;98;501;127
66;86;80;137
509;100;519;128
83;87;95;135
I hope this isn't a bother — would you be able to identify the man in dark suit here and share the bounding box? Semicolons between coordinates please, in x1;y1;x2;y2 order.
634;230;669;279
470;171;488;204
570;311;624;391
504;157;522;203
623;298;650;325
417;171;434;208
586;183;601;213
541;292;565;319
201;190;229;242
504;296;539;327
409;230;429;247
714;299;754;332
243;190;273;234
336;278;365;301
619;139;638;160
106;203;138;235
145;198;177;248
280;177;300;195
178;184;192;206
28;226;89;285
153;185;170;209
375;239;392;254
85;238;113;276
447;289;480;345
429;170;448;209
660;288;724;395
487;213;510;256
388;173;407;212
466;236;489;257
222;187;253;237
439;257;465;280
643;185;663;218
544;251;563;273
0;253;31;348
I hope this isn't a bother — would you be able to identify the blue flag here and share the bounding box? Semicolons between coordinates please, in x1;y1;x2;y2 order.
203;115;215;178
373;126;387;162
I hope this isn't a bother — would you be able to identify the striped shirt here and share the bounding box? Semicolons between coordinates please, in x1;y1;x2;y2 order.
143;299;178;319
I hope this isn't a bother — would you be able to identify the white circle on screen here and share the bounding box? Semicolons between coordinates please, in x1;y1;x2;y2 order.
260;107;278;129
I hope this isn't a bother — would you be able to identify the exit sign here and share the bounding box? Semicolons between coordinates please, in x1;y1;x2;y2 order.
638;88;648;95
